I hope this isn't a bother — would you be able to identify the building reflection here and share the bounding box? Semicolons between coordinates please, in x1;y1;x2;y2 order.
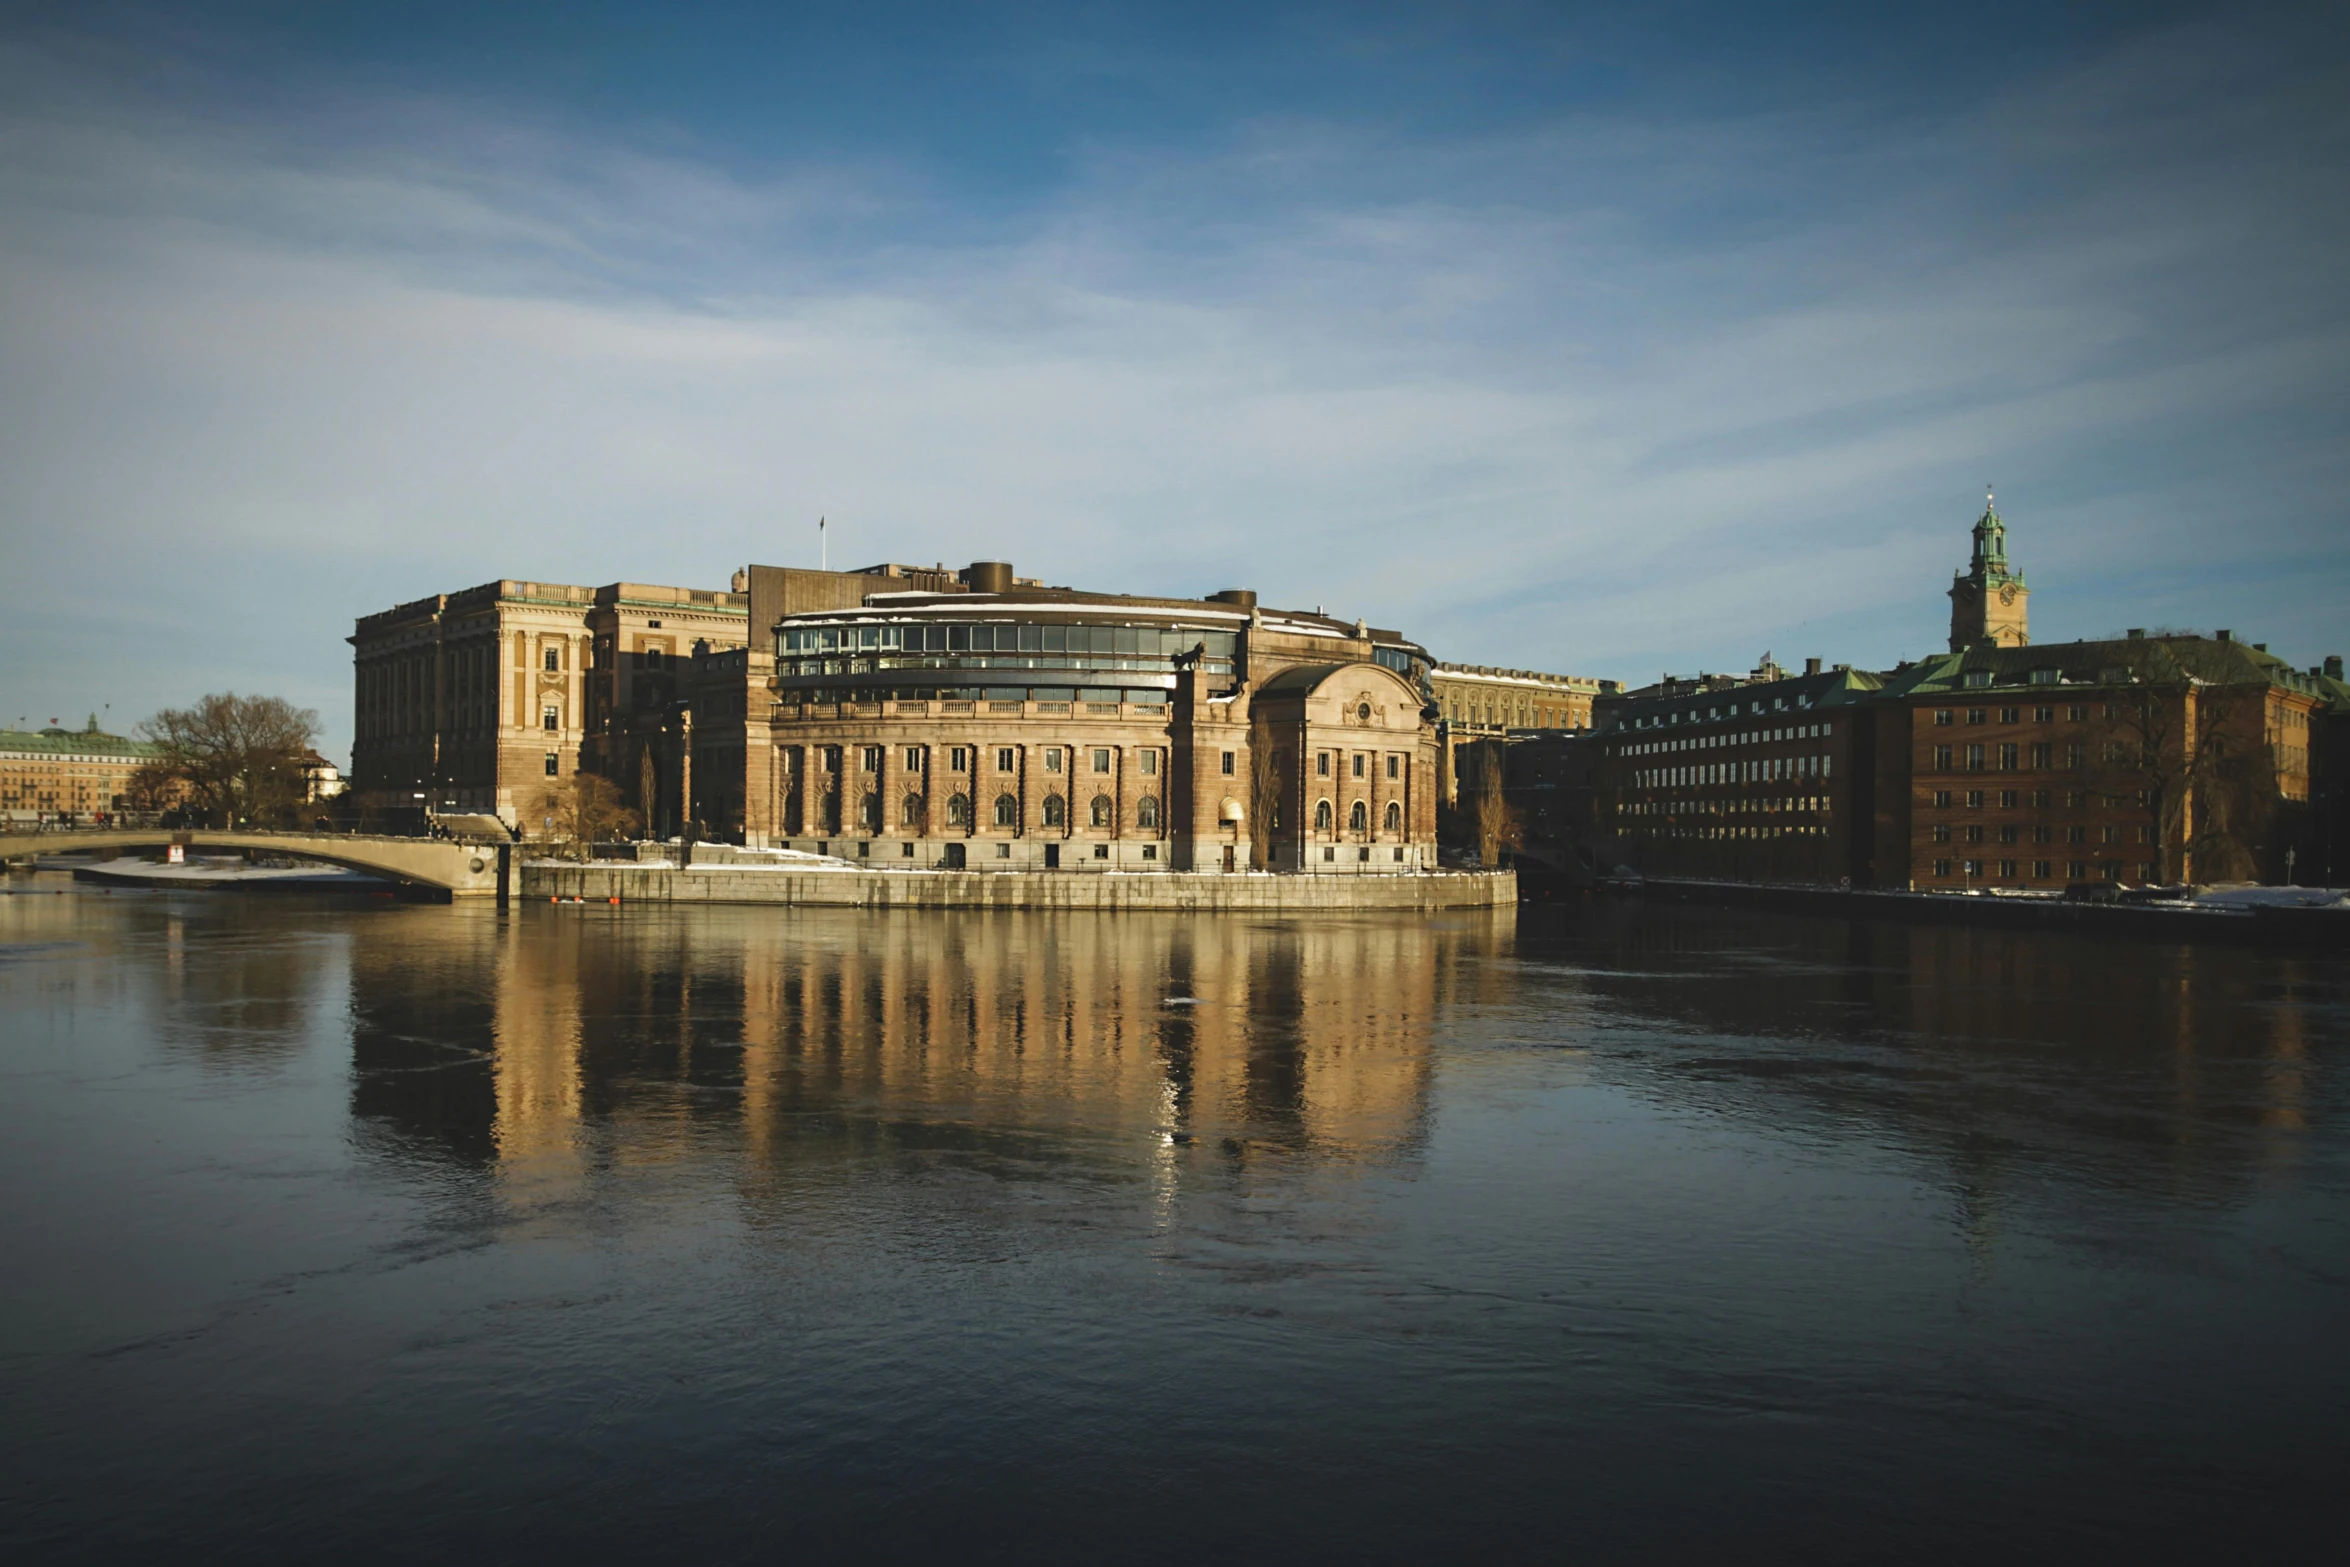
347;909;1511;1197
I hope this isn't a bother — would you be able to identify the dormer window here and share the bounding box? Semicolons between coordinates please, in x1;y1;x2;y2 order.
1963;670;1992;688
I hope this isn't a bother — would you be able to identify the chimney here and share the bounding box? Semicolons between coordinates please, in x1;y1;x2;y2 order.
1804;657;1822;676
1207;589;1258;609
963;561;1014;595
2328;655;2344;680
2127;628;2145;639
2253;642;2268;652
2216;629;2232;642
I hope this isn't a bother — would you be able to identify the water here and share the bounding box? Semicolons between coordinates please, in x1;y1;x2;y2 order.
2;880;2345;1562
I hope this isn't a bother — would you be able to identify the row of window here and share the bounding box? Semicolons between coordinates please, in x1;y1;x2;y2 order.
1622;722;1829;755
1929;859;2154;882
1633;753;1829;788
1928;742;2135;772
797;745;1160;777
781;623;1241;659
780;686;1173;706
1931;705;2097;725
1931;823;2152;845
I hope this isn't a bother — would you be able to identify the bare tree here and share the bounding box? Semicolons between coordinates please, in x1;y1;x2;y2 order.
2095;639;2279;882
140;694;319;828
1469;741;1522;869
532;773;640;859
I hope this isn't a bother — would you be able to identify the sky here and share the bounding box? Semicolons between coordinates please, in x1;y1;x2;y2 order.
1;1;2344;762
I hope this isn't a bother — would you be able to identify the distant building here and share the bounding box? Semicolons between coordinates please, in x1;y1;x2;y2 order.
1429;664;1599;734
0;716;162;825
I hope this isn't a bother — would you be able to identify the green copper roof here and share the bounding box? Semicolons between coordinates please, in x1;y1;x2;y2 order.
0;724;162;759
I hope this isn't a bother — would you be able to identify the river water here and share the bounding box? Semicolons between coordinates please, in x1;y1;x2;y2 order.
2;879;2344;1561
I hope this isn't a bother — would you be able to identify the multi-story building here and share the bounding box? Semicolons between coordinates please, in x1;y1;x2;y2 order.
349;578;751;824
1576;497;2344;890
1882;630;2335;891
730;561;1441;872
1430;664;1599;734
0;717;163;825
1591;658;1888;885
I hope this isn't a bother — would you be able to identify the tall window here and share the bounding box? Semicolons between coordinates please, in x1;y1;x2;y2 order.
902;794;925;827
1386;755;1399;780
997;748;1016;773
861;793;881;830
1043;794;1066;827
1140;751;1158;777
993;794;1019;827
905;747;924;772
947;793;972;827
1090;794;1113;828
864;746;884;772
543;705;560;731
1317;752;1330;777
1965;744;1985;771
544;753;559;776
1349;800;1367;831
543;647;559;672
1045;748;1063;773
950;747;970;772
1314;799;1332;831
1384;800;1401;832
1092;748;1111;774
1220;751;1235;775
1136;795;1160;829
1351;754;1365;779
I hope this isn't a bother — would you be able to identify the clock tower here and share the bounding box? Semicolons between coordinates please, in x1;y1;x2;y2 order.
1948;490;2028;652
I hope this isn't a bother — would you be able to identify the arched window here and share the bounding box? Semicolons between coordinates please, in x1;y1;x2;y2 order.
861;793;882;831
1136;795;1160;830
993;793;1019;827
902;793;925;827
1090;794;1113;828
1349;800;1367;832
947;793;972;827
1314;799;1332;832
1043;794;1066;827
1384;800;1402;832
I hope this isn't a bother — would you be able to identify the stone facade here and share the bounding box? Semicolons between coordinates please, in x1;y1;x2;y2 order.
0;718;163;825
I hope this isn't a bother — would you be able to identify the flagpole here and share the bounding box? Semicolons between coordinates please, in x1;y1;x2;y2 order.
820;515;827;573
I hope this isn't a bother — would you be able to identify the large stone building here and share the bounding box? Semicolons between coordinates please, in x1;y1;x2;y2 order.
709;562;1440;873
1571;499;2347;890
0;717;163;825
349;578;752;821
1430;664;1599;734
354;558;1446;871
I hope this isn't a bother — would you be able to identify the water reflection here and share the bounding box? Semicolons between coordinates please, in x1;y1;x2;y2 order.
348;910;1511;1200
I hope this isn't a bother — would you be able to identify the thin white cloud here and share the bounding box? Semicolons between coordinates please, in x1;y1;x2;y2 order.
0;16;2343;759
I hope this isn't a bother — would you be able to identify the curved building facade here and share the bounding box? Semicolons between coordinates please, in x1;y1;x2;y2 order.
722;564;1439;872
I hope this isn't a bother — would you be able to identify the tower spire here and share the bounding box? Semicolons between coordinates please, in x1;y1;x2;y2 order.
1949;490;2029;652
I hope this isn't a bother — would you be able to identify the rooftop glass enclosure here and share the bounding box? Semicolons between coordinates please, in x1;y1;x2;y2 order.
773;619;1244;697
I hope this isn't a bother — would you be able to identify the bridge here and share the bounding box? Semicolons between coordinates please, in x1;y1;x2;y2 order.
0;827;512;897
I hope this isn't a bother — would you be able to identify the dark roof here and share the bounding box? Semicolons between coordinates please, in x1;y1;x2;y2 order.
1881;634;2330;702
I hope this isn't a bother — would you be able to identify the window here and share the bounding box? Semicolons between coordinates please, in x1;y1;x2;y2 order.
1314;799;1333;831
905;747;924;772
543;752;559;777
1092;748;1111;774
2032;860;2052;879
993;793;1019;827
1965;744;1985;771
2030;742;2051;769
1966;825;1984;844
947;793;972;827
2140;825;2157;844
2034;825;2052;844
1932;824;1952;843
1220;752;1235;776
1387;755;1400;780
950;747;970;772
1932;790;1951;808
1933;859;1952;878
1933;710;1954;726
1137;795;1160;830
1140;751;1158;777
1999;825;2019;844
1043;794;1066;827
1967;709;1987;725
2068;825;2086;844
543;647;559;672
541;704;560;731
1998;860;2018;879
865;747;885;773
1385;800;1401;832
997;747;1016;773
645;648;663;670
2034;706;2054;723
1142;845;1158;861
902;794;925;826
1045;748;1063;773
1999;707;2019;724
1998;790;2017;808
1351;754;1365;779
1964;670;1991;688
1093;843;1111;859
861;793;882;831
1349;800;1368;831
1963;859;1983;877
2068;860;2088;879
2103;825;2122;845
1933;745;1953;771
1317;752;1331;777
1998;744;2018;771
1090;794;1113;828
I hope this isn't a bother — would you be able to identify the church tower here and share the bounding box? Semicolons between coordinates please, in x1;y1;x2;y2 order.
1948;489;2028;652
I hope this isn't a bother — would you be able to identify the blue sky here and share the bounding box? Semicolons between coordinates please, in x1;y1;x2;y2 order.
2;1;2344;760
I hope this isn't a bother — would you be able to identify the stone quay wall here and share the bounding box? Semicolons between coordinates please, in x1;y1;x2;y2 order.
521;862;1514;912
